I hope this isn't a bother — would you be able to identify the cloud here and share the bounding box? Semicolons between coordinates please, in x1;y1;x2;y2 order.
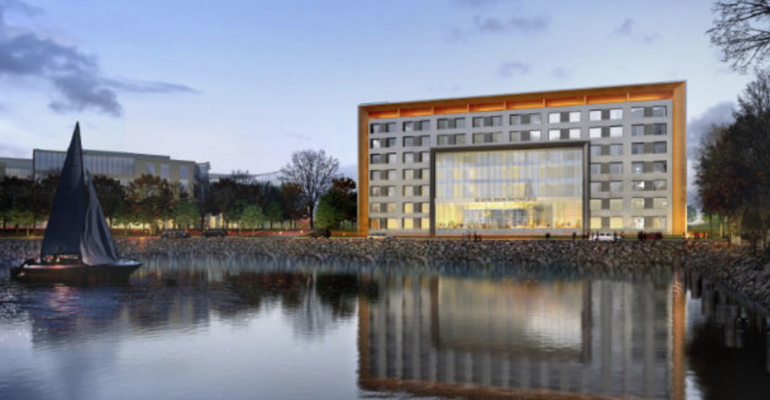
473;15;548;34
686;101;735;206
549;67;571;80
612;18;658;43
0;0;194;117
449;14;548;42
0;142;26;157
687;101;735;158
498;61;530;78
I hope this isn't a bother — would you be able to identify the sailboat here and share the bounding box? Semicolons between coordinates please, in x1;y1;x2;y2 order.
11;123;141;283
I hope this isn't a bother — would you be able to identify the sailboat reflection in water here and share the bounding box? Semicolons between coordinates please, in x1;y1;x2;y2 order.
11;123;141;283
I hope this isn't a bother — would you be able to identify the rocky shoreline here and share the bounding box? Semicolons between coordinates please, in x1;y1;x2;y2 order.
1;237;768;311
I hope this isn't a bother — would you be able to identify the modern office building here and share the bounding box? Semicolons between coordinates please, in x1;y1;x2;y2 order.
358;81;686;236
31;149;203;193
0;157;33;180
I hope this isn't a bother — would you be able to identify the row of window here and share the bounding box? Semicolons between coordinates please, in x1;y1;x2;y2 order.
370;106;668;134
589;180;668;192
370;169;430;181
589;142;667;156
370;218;430;230
371;185;431;197
590;197;668;211
591;161;667;175
370;152;430;164
370;202;430;214
590;216;667;230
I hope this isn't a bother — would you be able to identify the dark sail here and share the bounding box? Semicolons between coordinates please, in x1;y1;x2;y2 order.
81;172;119;265
40;123;86;258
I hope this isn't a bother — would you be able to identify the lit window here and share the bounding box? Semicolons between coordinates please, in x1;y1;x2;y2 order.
589;127;601;139
610;217;623;229
386;203;397;213
609;126;623;138
610;109;623;120
549;129;560;141
569;128;580;139
404;203;414;214
591;217;602;229
530;130;541;141
569;111;581;122
609;199;623;211
590;199;601;210
548;113;561;123
387;153;397;164
589;110;602;121
632;198;645;209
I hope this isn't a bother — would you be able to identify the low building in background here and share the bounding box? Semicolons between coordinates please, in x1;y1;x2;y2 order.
0;157;33;180
358;81;686;236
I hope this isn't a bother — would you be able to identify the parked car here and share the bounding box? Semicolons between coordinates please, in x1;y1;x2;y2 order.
308;228;331;239
160;229;190;239
203;228;228;238
592;232;615;242
367;232;393;240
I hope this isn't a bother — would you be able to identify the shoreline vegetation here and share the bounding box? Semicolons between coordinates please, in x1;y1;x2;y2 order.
1;237;768;312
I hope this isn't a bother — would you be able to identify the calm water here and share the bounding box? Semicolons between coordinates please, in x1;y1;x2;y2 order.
1;256;768;400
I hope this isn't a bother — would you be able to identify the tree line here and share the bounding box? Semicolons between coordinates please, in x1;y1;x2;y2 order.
0;149;357;235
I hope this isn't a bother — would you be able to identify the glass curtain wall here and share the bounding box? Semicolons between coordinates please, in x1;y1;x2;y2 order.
435;148;583;231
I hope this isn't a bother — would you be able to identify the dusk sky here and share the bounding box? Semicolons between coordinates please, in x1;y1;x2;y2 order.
0;0;749;187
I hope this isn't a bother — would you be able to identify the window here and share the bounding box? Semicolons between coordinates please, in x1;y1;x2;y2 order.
609;162;623;174
438;135;451;145
473;116;502;127
609;199;623;211
632;198;645;210
403;218;415;230
403;136;415;147
421;218;430;229
610;217;623;229
386;203;397;213
403;153;414;163
631;125;644;136
549;113;561;123
631;108;644;118
632;181;645;191
179;165;189;180
403;121;414;131
651;124;667;135
511;113;541;125
631;106;667;118
653;180;667;190
590;146;602;156
386;153;397;164
145;162;156;176
632;162;644;174
651;106;666;117
589;110;602;121
590;163;601;175
387;170;398;180
590;182;602;192
421;203;430;213
371;186;382;197
404;169;415;180
609;181;623;192
652;161;667;173
652;217;667;229
438;117;465;130
549;129;560;141
371;139;381;149
473;132;502;144
569;128;580;139
455;134;466;145
404;203;414;214
590;199;601;210
609;109;623;120
420;152;429;162
634;217;645;229
609;144;623;156
632;143;645;155
569;111;581;122
589;127;601;139
653;142;667;154
591;217;602;229
371;171;381;180
386;218;398;229
609;126;623;138
370;203;381;213
653;198;668;209
420;120;430;131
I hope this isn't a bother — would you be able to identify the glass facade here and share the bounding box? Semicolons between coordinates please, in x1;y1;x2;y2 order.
435;148;583;231
35;151;136;176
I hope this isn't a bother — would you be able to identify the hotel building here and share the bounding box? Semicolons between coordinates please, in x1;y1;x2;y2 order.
358;82;686;236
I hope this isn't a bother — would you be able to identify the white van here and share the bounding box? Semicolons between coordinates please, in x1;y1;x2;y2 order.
592;232;616;242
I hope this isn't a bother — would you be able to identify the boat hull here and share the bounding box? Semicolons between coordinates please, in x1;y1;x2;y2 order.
11;259;142;285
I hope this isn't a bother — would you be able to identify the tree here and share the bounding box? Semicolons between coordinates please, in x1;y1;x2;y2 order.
127;174;176;233
315;194;344;229
174;201;199;230
709;1;770;72
0;177;35;234
316;177;358;229
687;205;698;223
280;183;305;229
696;69;770;251
279;150;339;228
265;201;283;229
241;204;265;231
92;175;125;227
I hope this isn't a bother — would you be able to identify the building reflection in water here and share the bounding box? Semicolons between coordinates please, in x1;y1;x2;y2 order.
358;272;686;400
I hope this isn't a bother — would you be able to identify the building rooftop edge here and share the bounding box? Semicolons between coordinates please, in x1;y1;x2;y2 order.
358;80;686;110
32;148;200;163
